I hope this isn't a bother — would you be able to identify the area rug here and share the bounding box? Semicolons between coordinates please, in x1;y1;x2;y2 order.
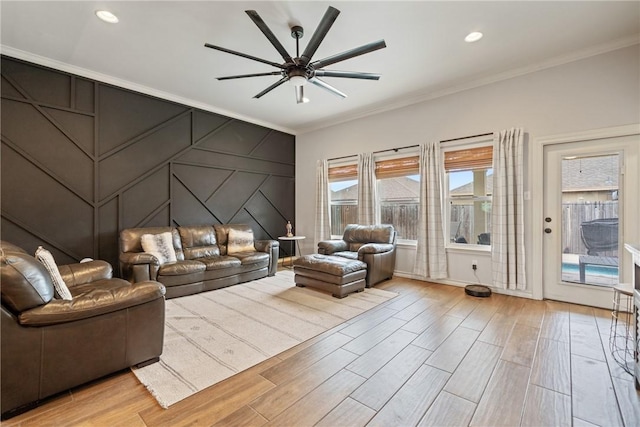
131;270;397;408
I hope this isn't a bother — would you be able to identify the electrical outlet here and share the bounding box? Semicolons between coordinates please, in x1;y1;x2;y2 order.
472;260;478;270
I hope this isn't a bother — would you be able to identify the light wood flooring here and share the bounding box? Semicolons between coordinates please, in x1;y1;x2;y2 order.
3;276;639;426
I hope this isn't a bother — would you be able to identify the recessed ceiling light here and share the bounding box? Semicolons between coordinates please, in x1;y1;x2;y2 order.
96;10;119;24
465;32;483;43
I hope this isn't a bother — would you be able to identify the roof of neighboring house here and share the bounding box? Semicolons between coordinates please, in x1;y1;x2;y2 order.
562;155;618;191
332;176;419;201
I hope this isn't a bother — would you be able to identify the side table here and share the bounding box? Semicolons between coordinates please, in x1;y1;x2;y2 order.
278;236;306;268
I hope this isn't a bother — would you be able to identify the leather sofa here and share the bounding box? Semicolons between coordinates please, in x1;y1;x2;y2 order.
0;241;166;419
119;224;279;299
317;224;397;287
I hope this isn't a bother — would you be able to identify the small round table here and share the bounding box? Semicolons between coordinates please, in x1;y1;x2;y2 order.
278;236;306;268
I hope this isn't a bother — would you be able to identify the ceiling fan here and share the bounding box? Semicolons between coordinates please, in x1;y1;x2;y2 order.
204;6;386;104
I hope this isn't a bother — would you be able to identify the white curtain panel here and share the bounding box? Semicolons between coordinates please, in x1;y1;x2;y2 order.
357;152;378;225
314;159;331;248
414;141;448;279
491;128;526;290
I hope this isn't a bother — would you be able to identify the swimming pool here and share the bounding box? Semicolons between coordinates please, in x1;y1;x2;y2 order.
562;262;618;277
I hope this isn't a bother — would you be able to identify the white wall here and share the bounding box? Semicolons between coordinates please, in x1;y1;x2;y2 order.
295;45;640;296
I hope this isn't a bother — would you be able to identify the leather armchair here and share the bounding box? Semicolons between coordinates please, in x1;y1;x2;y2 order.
1;241;166;419
318;224;397;287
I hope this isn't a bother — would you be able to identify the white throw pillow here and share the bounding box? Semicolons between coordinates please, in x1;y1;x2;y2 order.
140;232;177;265
35;246;73;300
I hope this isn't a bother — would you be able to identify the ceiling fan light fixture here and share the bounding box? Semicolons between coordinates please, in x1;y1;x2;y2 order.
465;31;483;43
289;75;307;87
96;10;119;24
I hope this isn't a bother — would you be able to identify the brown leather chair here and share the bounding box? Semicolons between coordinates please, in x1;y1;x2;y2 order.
317;224;397;287
0;241;166;419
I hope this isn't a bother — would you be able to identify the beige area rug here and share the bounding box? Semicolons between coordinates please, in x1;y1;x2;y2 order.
131;270;397;408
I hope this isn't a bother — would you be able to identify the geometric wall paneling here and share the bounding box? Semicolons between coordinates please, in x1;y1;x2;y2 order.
73;78;95;113
242;187;293;243
1;56;295;276
121;166;171;230
250;130;296;164
98;113;192;200
193;110;231;142
44;107;95;155
1;75;23;98
97;84;189;154
171;175;221;227
1;58;72;107
258;175;296;221
176;148;295;177
98;197;119;268
205;171;270;222
1;140;94;259
172;163;233;204
1;99;95;199
197;120;271;154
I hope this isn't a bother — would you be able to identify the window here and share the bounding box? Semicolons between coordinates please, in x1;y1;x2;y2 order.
444;145;493;247
376;156;420;241
329;163;358;236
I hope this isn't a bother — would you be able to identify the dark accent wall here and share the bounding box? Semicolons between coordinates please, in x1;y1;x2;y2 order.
1;57;295;271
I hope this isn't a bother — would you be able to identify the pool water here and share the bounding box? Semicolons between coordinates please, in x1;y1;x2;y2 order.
562;262;618;277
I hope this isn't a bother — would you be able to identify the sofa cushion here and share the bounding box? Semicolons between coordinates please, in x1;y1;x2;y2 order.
1;251;54;313
198;255;241;270
332;251;359;260
35;246;73;301
158;260;205;276
228;228;255;254
18;279;165;326
231;252;270;266
214;224;254;255
178;225;220;259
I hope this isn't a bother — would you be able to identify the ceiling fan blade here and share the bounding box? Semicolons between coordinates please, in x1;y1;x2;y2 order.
204;43;285;69
311;40;386;69
314;70;381;80
218;71;283;81
309;77;347;99
254;76;289;99
245;10;294;64
300;6;340;65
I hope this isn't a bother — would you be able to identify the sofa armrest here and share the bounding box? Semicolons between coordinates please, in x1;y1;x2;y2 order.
119;252;161;266
119;253;161;282
254;239;279;253
18;280;166;327
318;240;348;255
58;260;113;288
255;240;279;276
358;243;395;256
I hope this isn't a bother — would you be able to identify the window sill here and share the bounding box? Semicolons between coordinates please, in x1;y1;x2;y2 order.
446;244;491;253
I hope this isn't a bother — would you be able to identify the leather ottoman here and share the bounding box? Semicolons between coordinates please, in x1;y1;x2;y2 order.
293;254;367;298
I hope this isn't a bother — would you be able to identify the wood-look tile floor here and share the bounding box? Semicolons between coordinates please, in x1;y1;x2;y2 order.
4;277;639;427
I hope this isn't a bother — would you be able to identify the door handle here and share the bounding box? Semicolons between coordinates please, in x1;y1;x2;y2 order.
544;228;552;234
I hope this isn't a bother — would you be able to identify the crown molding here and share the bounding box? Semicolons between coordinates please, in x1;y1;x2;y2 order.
297;35;640;134
0;45;297;136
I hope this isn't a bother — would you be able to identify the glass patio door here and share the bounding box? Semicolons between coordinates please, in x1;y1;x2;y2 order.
542;136;637;308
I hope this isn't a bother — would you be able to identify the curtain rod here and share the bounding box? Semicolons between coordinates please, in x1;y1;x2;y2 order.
327;132;494;162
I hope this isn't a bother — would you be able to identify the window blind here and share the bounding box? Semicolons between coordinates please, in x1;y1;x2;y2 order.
375;156;419;179
444;146;493;171
328;164;357;181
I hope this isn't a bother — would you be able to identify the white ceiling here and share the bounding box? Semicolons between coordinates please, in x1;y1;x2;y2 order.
2;1;639;134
